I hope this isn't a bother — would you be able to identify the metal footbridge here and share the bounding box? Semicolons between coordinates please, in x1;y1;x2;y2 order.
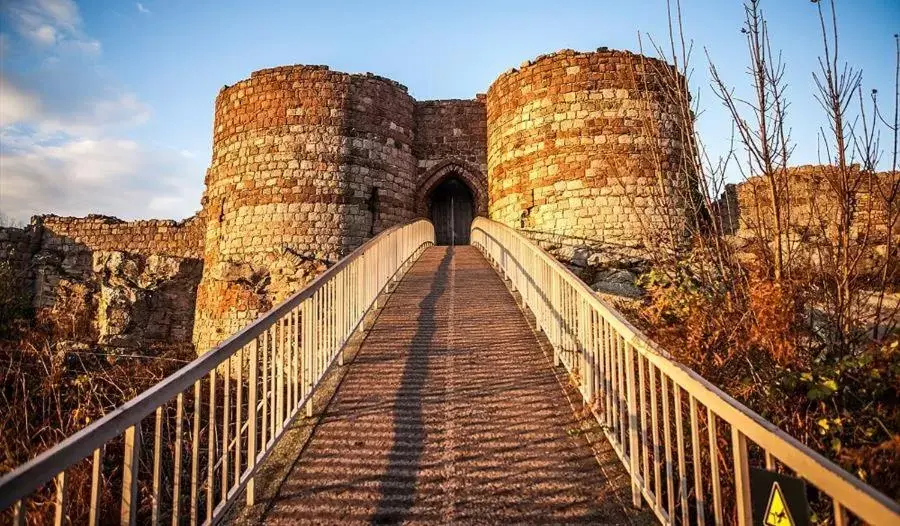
1;218;898;525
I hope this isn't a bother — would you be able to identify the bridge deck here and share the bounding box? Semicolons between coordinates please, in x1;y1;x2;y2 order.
257;246;636;524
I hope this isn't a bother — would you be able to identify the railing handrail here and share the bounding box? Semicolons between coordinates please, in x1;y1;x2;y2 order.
0;219;432;512
471;216;900;525
474;220;657;352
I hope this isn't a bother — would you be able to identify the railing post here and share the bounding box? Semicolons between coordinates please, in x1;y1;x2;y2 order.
276;317;284;429
624;340;641;508
12;500;25;526
53;471;66;526
292;309;300;407
90;447;103;526
361;254;369;330
372;250;379;312
553;274;561;367
304;300;314;418
709;408;723;525
171;398;182;525
247;337;258;506
580;299;592;404
732;427;753;526
338;274;345;366
121;424;140;525
207;369;217;522
152;407;163;526
190;382;200;526
235;348;244;485
690;396;706;525
834;502;849;526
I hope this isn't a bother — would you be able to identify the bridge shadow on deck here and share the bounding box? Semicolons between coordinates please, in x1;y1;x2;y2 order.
371;246;453;523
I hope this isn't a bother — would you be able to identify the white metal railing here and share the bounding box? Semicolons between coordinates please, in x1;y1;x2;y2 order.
0;219;434;526
471;217;900;526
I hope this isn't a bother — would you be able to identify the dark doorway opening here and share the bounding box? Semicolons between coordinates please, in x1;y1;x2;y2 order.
429;177;474;245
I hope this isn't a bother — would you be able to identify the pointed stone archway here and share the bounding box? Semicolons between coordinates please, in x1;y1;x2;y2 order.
429;178;474;245
415;160;487;245
415;159;488;218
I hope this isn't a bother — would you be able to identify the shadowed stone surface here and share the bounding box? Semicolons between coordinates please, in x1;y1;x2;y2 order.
259;246;633;524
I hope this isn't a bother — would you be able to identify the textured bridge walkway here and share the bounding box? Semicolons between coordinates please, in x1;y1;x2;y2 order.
256;246;635;524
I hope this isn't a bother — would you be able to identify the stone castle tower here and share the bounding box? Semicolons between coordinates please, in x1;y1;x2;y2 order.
191;48;694;353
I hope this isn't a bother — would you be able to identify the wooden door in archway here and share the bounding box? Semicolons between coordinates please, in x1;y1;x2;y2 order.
429;178;474;245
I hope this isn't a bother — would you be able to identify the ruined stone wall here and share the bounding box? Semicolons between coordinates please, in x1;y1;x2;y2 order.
0;226;38;323
0;215;204;350
725;165;898;246
37;215;204;349
91;252;202;348
37;214;204;258
0;226;36;276
413;98;488;214
193;65;418;353
486;49;693;247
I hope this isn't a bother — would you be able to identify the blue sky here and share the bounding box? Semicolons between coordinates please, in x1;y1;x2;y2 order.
0;0;897;223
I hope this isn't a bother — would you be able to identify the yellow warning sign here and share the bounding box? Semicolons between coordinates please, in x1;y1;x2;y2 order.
764;482;796;526
751;467;809;526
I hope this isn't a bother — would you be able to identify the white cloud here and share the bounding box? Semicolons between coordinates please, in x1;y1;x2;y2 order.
37;92;153;136
94;93;152;127
0;138;202;221
32;0;79;28
30;24;57;46
0;77;42;125
2;0;100;55
0;1;203;223
0;75;152;137
33;138;141;182
1;3;148;136
66;38;100;55
136;3;151;15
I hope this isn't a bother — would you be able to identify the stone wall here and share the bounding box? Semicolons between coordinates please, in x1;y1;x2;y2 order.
193;65;419;353
486;48;693;247
0;226;36;276
724;165;897;243
38;214;204;258
92;251;202;348
0;215;204;351
414;98;488;215
0;226;38;323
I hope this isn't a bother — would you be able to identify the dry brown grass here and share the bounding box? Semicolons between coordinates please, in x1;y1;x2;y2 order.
0;282;192;524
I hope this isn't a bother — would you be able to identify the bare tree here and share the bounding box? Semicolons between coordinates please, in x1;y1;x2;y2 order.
870;35;900;341
805;0;900;352
708;0;793;282
627;0;743;294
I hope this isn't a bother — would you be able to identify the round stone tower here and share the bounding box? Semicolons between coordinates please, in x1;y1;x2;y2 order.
486;49;693;246
193;65;417;354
